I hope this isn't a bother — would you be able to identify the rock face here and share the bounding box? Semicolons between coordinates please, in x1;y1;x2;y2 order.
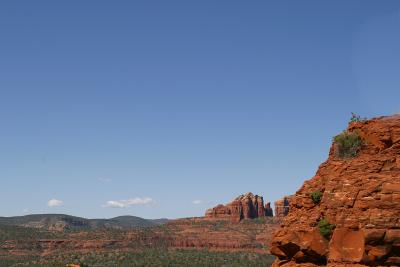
274;196;291;218
270;115;400;266
205;193;273;222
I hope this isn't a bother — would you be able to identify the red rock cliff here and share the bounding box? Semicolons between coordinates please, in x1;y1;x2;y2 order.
270;115;400;267
205;192;273;222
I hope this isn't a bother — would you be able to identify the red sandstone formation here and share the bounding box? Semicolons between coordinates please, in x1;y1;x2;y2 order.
205;192;273;222
274;196;291;218
270;115;400;267
160;217;279;253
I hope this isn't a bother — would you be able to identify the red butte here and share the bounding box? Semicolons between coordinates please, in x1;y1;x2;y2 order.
205;192;274;222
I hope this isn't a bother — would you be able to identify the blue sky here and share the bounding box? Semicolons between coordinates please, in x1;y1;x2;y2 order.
1;1;399;219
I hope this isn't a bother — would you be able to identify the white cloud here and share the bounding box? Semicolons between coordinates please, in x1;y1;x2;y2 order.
98;177;112;182
102;197;154;208
47;199;64;207
192;200;203;205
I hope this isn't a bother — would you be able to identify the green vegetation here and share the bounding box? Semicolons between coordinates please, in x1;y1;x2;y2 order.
0;255;43;267
317;219;335;239
310;190;323;204
349;112;366;123
0;215;278;266
333;130;363;158
0;225;62;242
0;249;275;267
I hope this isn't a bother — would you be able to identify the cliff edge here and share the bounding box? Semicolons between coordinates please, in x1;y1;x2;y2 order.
271;115;400;267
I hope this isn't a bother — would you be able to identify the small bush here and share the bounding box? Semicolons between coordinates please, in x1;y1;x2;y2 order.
317;219;335;239
349;112;365;123
333;130;363;158
310;191;323;204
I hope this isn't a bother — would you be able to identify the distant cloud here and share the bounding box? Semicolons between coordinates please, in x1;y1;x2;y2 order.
192;200;203;205
47;199;64;207
102;197;154;208
98;177;112;182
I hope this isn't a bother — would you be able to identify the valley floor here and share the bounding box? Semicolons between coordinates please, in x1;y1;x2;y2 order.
0;217;278;266
0;249;275;267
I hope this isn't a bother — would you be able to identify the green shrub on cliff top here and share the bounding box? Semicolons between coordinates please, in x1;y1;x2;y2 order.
333;130;363;159
349;112;366;123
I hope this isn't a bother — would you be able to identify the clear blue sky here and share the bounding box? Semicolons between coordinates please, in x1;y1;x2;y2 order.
1;1;399;219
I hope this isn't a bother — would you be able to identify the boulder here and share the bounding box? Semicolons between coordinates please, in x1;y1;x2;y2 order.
329;228;365;263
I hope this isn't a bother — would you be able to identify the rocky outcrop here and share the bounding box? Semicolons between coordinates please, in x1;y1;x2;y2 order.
270;115;400;266
274;196;291;218
205;192;273;222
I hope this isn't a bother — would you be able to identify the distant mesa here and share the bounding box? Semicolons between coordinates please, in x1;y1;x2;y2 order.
205;192;276;222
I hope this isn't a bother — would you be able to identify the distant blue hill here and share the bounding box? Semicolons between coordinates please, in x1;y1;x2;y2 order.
0;214;168;231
